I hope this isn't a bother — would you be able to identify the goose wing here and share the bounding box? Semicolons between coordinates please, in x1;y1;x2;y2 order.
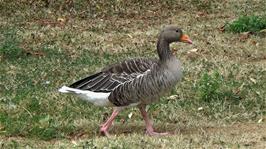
69;58;157;93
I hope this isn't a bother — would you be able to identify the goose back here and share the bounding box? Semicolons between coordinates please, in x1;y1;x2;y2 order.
69;58;156;93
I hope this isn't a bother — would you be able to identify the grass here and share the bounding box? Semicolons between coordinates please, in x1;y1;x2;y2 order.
225;15;266;33
0;27;23;59
0;0;266;148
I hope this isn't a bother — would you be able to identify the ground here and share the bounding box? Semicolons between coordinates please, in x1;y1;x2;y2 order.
0;0;266;148
1;123;266;148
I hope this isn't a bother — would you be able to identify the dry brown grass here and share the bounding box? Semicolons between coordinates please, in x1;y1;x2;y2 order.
0;0;266;148
1;123;266;148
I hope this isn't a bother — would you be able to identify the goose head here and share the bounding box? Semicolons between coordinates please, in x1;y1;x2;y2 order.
157;26;192;61
160;26;192;44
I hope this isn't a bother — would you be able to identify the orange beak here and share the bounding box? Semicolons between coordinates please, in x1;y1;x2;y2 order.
180;34;193;44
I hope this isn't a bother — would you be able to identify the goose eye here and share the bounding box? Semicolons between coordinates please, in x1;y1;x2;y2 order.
176;30;179;33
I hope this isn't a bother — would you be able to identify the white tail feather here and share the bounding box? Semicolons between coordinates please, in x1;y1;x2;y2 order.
58;86;112;107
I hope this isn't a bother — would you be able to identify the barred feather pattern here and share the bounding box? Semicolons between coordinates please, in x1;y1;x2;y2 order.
108;57;182;106
69;58;156;93
68;26;186;107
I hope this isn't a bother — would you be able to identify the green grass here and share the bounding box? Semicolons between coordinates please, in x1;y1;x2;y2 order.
0;27;23;59
225;15;266;33
0;0;266;148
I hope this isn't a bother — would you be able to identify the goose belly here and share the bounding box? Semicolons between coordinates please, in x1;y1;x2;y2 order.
143;70;182;104
108;66;182;106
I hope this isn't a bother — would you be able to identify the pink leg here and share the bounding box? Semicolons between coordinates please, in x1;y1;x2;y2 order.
139;105;169;136
100;108;120;137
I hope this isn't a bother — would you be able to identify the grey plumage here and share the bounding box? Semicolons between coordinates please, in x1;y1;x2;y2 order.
66;26;191;107
109;57;182;106
69;58;155;93
59;26;193;136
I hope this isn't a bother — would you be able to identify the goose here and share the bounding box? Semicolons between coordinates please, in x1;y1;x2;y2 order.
59;26;192;136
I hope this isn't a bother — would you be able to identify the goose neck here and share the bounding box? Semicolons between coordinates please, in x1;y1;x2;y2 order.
157;39;174;62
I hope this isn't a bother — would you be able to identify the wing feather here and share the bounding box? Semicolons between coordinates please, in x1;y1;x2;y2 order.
68;58;157;93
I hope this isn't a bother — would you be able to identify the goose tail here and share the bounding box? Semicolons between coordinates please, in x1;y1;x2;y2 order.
58;86;112;107
59;86;84;94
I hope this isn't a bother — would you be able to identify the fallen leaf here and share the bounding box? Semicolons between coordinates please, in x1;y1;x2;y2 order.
198;107;203;111
187;48;198;54
71;140;77;145
249;78;257;84
128;112;133;119
127;34;133;38
120;118;125;124
45;81;50;84
167;95;178;100
196;11;207;18
251;40;257;45
57;17;66;23
239;32;251;41
219;25;225;32
57;17;67;27
187;48;200;60
258;118;263;123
